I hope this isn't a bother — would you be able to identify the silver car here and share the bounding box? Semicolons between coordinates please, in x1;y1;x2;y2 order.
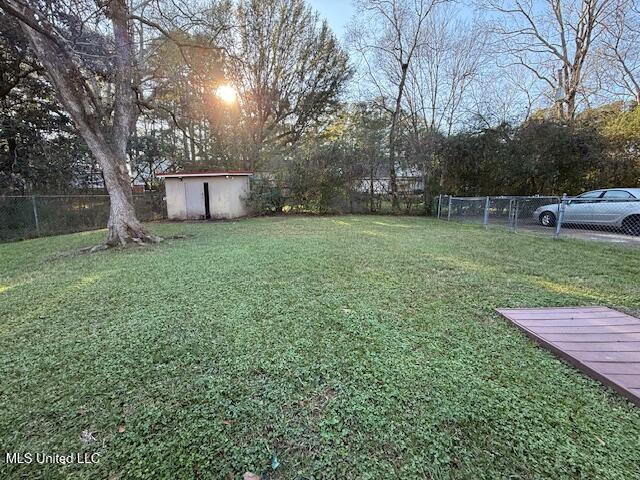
533;188;640;235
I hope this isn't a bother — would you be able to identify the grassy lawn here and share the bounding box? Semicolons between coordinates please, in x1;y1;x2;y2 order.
1;216;640;479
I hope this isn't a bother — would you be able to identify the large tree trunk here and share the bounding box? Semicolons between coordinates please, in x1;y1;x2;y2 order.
88;141;158;246
369;165;375;213
4;0;160;247
565;90;577;120
388;148;399;210
423;160;430;215
388;103;401;211
388;63;410;212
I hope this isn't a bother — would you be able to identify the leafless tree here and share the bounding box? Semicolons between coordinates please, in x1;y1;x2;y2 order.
467;66;546;127
406;7;486;135
349;0;444;210
597;0;640;103
402;5;487;201
483;0;614;119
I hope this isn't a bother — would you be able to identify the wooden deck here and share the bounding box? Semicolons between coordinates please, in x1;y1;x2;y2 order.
496;306;640;406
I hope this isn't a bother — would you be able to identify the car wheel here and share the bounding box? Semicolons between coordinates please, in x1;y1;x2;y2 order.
622;215;640;236
539;211;556;227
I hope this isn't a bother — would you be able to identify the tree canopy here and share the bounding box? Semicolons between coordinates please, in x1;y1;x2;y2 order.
1;0;639;220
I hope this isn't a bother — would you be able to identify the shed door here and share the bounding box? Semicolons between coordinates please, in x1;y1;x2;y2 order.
185;181;206;219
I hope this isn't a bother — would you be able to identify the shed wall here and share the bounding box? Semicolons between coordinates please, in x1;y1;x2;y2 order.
164;176;250;220
208;176;250;219
165;178;186;220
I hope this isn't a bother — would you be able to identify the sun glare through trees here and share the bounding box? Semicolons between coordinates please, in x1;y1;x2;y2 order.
215;84;237;104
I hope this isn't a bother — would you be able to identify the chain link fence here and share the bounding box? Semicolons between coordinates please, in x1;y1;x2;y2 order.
0;194;166;242
436;193;640;242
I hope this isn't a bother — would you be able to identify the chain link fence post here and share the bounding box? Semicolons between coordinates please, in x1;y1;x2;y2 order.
483;196;490;228
437;194;442;219
555;193;567;238
31;195;40;236
513;198;520;231
1;193;166;242
507;198;514;231
447;195;452;221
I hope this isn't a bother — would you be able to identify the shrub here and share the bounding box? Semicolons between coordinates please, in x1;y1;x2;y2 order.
246;178;286;215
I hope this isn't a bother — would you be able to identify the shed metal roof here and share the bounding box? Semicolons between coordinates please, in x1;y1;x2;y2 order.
157;169;253;178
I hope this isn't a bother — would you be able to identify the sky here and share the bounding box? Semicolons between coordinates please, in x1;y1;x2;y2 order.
307;1;477;42
306;0;356;40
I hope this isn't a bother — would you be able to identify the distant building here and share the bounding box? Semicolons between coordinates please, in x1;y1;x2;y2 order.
356;166;424;194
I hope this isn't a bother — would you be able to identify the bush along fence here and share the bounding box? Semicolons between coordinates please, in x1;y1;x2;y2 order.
247;177;431;216
436;194;640;239
0;194;166;242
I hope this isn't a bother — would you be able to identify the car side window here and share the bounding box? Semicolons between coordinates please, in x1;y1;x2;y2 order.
578;191;603;198
603;190;633;199
574;191;603;203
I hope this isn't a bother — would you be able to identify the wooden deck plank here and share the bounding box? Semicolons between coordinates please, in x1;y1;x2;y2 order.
502;312;631;320
553;341;640;352
572;351;640;363
584;362;640;375
517;317;638;326
501;307;610;313
542;333;640;342
531;325;640;334
497;307;640;406
606;375;640;389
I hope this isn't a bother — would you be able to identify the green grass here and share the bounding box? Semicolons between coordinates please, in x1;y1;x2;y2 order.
1;216;639;479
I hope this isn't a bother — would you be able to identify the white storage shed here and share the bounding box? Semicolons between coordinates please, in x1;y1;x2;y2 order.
158;170;253;220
